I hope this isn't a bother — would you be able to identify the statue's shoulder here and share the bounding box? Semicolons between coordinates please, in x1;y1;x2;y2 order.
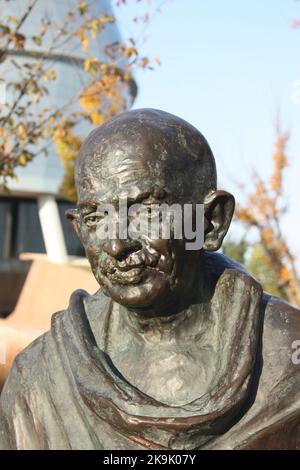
1;289;94;399
260;293;300;379
262;292;300;341
0;298;72;448
206;252;300;311
0;328;50;433
206;251;300;345
5;288;109;383
1;317;60;400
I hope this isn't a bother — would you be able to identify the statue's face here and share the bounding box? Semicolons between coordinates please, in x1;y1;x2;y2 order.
69;110;235;316
75;133;203;316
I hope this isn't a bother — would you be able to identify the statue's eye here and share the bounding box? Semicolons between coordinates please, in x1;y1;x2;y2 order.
84;215;99;227
84;212;108;227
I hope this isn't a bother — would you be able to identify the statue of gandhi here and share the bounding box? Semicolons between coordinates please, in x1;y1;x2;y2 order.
1;109;300;450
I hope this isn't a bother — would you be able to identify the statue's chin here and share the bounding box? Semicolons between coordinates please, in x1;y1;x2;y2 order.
99;272;173;313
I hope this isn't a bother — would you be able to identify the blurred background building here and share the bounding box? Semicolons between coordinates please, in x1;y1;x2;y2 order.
0;0;137;322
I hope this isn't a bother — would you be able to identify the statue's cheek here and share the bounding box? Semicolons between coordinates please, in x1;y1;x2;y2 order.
86;239;103;256
79;222;93;240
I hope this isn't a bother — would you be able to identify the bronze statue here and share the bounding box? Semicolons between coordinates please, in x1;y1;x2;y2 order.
0;109;299;450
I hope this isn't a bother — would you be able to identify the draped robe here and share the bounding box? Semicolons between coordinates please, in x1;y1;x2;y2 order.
0;253;300;450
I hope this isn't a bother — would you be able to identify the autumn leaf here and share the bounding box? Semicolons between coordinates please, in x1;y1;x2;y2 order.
13;33;26;49
78;1;89;15
76;27;89;52
32;35;42;46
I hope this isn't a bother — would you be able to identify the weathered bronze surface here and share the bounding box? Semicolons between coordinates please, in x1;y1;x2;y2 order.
0;109;299;449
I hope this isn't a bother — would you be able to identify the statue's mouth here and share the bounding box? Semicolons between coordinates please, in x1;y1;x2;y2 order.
99;247;172;285
105;266;145;285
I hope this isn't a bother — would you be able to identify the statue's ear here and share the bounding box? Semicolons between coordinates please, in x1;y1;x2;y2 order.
65;208;80;236
203;190;235;252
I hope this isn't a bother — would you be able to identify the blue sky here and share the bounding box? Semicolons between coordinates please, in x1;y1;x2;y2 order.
116;0;300;261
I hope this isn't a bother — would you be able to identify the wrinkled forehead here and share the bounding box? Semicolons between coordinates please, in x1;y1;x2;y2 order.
76;129;200;204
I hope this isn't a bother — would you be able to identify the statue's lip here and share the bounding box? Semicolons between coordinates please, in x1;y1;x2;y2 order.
106;267;145;285
104;264;167;285
115;249;160;272
117;263;147;272
100;250;169;280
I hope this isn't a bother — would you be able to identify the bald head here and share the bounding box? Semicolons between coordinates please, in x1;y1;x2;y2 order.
68;109;234;311
76;109;217;205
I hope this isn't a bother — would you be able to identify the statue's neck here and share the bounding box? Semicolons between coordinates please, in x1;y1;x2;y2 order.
105;298;215;406
117;301;211;343
114;270;211;342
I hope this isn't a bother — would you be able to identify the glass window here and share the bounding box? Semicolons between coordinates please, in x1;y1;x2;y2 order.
0;197;84;259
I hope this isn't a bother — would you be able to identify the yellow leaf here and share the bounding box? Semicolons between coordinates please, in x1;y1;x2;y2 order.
78;1;89;15
18;155;27;165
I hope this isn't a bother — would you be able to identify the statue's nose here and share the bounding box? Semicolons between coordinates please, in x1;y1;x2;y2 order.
106;239;141;260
